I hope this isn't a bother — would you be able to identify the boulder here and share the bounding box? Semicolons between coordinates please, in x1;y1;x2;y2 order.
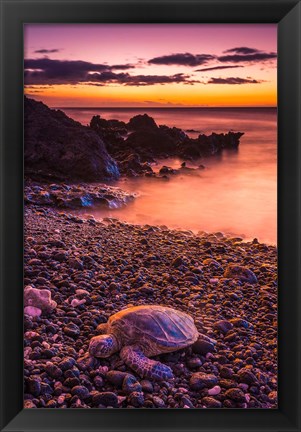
127;114;158;131
24;97;119;181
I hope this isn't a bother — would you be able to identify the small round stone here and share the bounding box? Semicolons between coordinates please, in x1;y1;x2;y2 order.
213;320;233;334
122;375;142;394
27;378;41;397
202;397;222;408
237;368;257;385
192;339;215;356
140;380;154;393
71;385;90;400
92;391;118;407
63;323;80;338
224;388;246;403
45;362;62;379
106;370;128;387
189;372;218;391
187;357;202;369
128;391;144;407
59;357;76;371
152;396;165;408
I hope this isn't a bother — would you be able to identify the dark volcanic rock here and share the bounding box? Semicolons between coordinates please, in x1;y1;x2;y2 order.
92;391;118;407
202;396;222;408
192;338;215;355
63;323;80;338
127;114;158;131
125;129;175;155
106;370;129;387
88;111;244;173
24;97;119;181
224;388;246;403
224;264;258;284
27;377;41;397
213;320;233;334
189;372;218;390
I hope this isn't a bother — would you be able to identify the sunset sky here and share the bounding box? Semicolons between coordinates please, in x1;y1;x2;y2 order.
24;24;277;107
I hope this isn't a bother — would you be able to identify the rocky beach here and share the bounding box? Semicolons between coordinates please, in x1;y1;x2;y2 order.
24;98;277;409
24;206;277;409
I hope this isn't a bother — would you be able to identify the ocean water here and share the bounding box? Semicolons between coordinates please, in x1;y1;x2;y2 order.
61;107;277;244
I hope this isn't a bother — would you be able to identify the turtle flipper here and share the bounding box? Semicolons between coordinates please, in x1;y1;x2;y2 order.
120;346;173;381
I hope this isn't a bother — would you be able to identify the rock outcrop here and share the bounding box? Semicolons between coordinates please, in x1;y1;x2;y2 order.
90;112;244;176
25;97;120;182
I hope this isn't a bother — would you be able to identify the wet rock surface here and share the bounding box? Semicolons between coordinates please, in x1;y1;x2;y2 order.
25;181;137;210
24;206;277;409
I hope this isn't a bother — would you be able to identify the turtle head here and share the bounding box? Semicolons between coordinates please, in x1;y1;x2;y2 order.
89;334;119;358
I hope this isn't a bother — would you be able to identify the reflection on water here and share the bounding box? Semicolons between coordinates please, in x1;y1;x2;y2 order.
63;108;277;245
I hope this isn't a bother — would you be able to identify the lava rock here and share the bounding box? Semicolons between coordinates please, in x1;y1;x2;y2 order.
192;338;215;355
213;320;233;334
189;372;218;390
92;391;118;407
224;265;258;284
63;323;80;338
45;362;63;379
24;97;119;182
224;388;246;402
122;375;142;394
127;391;144;407
202;396;222;408
27;378;41;397
106;370;129;387
71;385;90;400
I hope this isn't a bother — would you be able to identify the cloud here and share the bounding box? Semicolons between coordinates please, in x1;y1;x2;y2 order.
148;53;216;67
24;58;198;86
88;71;197;86
207;77;263;85
223;47;260;54
24;58;136;85
218;49;277;63
196;65;242;72
34;49;61;54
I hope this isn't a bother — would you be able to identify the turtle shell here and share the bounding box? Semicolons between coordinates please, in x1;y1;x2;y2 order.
107;305;199;350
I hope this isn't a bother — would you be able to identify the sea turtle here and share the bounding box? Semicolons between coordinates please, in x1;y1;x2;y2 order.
88;305;200;380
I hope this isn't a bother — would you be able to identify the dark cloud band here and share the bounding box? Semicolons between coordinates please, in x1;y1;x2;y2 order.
24;58;198;86
207;77;262;85
218;53;277;63
34;49;61;54
196;65;242;72
24;58;136;85
223;47;260;55
148;53;216;67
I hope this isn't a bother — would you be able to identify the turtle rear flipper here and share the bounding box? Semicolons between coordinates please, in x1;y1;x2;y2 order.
120;346;173;381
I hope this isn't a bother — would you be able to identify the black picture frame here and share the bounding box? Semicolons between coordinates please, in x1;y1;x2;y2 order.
0;0;300;431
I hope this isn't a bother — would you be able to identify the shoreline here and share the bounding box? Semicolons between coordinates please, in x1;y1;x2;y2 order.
24;179;277;246
24;204;277;409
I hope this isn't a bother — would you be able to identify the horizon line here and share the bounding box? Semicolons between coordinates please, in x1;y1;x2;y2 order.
55;106;277;110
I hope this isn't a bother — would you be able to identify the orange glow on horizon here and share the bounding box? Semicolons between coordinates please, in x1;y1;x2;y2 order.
24;82;277;108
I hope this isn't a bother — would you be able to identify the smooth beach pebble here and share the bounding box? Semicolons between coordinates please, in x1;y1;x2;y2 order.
208;385;221;396
189;372;218;391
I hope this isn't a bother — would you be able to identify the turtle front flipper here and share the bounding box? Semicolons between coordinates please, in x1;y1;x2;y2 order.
120;346;173;381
